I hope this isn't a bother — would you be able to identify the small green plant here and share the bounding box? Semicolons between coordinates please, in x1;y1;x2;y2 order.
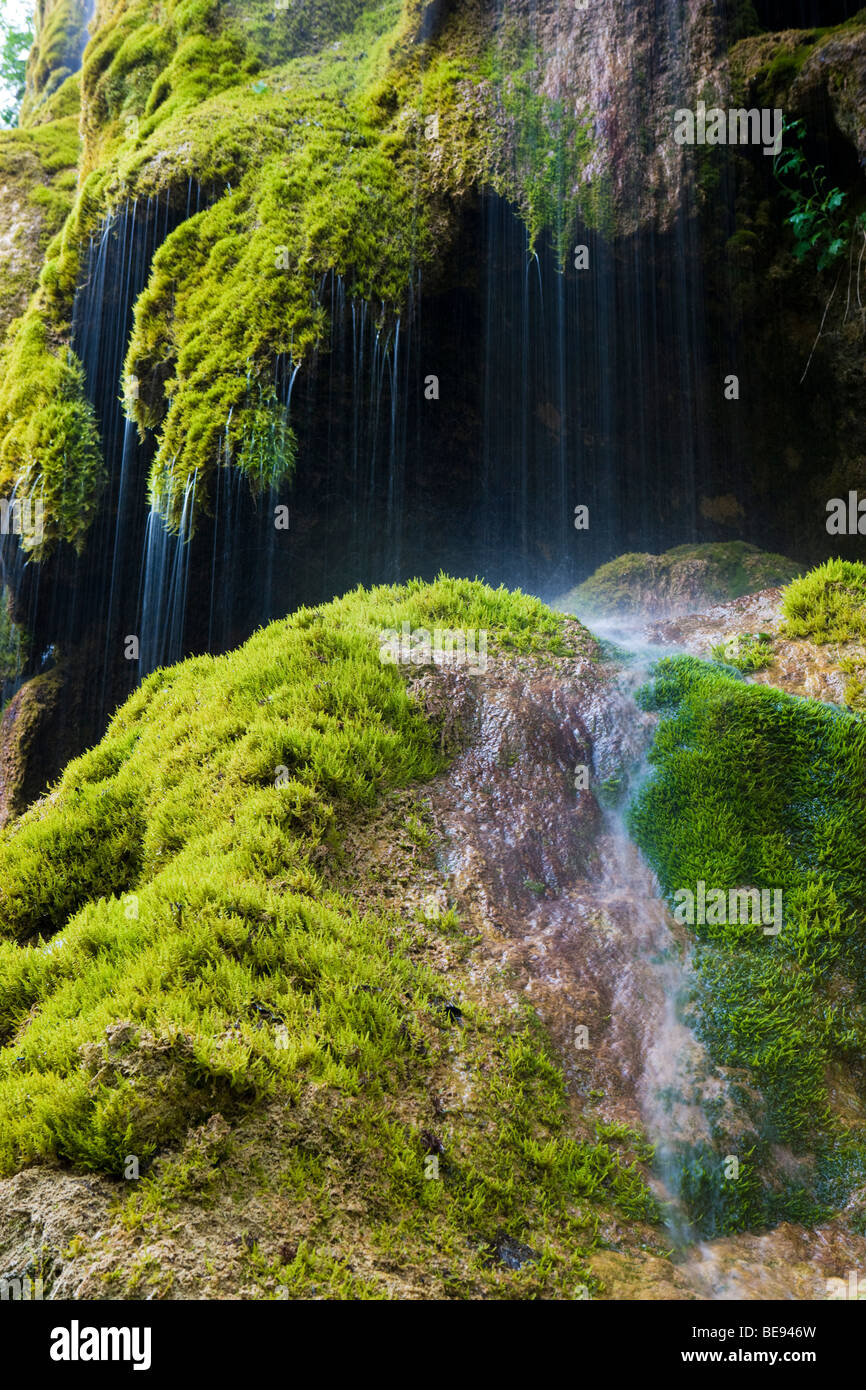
773;119;864;271
709;632;774;672
403;812;433;850
596;772;627;808
0;575;662;1299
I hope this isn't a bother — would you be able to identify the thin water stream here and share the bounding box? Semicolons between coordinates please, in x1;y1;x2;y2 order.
576;615;866;1299
572;620;737;1252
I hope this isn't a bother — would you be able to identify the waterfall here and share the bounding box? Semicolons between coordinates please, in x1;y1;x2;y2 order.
138;473;197;675
569;616;780;1268
0;191;200;712
294;270;414;588
476;190;720;598
134;268;417;674
0;184;221;703
5;0;840;782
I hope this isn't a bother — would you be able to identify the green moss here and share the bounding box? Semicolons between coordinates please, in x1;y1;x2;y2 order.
780;562;866;713
781;559;866;644
0;106;80;341
672;1138;819;1239
0;577;655;1295
24;70;81;127
565;542;802;618
629;651;866;1230
731;12;866;112
0;0;603;549
476;18;597;256
117;0;594;529
0;39;85;550
0;586;27;684
708;632;775;672
0;316;104;557
754;49;806;108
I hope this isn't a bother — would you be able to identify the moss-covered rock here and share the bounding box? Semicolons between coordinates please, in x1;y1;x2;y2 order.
0;102;80;340
778;559;866;711
641;567;866;714
0;0;737;552
631;650;866;1231
727;13;866;168
0;577;662;1298
0;668;63;829
559;542;802;620
0;0;606;548
20;0;89;127
781;557;866;644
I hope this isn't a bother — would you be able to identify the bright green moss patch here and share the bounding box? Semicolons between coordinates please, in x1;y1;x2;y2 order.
780;560;866;713
117;0;595;529
0;578;655;1293
106;1012;655;1299
708;632;775;672
630;653;866;1231
0;316;104;557
781;558;866;644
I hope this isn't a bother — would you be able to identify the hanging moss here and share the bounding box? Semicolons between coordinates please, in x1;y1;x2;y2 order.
0;0;602;551
0;317;104;557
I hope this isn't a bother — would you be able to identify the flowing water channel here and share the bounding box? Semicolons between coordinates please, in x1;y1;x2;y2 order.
571;618;866;1298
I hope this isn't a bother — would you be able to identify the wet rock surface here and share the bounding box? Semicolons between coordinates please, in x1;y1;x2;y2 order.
644;586;855;705
682;1219;866;1301
409;611;866;1298
0;1167;114;1299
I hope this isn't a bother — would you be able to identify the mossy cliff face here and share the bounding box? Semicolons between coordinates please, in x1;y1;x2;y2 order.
0;0;92;553
0;112;78;340
0;0;87;333
0;0;732;553
20;0;90;126
2;4;865;559
0;18;80;344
